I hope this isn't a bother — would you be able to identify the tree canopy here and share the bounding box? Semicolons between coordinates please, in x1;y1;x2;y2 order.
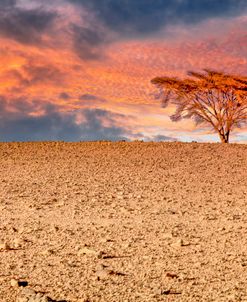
151;69;247;143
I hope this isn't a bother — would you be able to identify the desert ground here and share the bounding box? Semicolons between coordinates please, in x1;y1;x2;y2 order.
1;141;247;302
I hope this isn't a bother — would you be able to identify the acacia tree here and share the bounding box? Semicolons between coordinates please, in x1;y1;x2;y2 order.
151;69;247;143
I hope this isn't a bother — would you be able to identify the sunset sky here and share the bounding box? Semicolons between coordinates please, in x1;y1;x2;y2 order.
1;0;247;142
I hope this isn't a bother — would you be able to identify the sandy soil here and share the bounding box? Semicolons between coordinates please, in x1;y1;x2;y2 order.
1;141;247;302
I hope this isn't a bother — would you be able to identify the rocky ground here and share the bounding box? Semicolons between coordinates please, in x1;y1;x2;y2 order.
1;141;247;302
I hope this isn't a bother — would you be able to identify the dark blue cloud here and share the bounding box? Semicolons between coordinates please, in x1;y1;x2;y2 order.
1;0;246;60
134;133;177;142
0;3;57;44
0;97;130;141
69;0;247;36
152;134;177;142
81;108;129;141
70;24;110;60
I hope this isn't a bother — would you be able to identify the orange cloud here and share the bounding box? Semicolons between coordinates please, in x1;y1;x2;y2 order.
0;12;247;142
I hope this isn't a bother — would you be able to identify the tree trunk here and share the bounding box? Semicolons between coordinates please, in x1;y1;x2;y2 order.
218;131;229;143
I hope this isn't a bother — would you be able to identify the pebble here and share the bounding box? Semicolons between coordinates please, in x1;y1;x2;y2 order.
16;287;66;302
0;242;11;250
162;232;173;239
13;238;22;248
171;238;190;248
95;269;109;281
41;249;54;256
77;247;97;256
10;279;19;287
171;239;184;248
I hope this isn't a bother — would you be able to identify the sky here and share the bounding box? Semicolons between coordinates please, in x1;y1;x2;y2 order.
0;0;247;143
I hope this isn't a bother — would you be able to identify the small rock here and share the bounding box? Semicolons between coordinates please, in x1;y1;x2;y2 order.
95;264;126;280
57;200;65;207
13;238;22;248
161;288;182;295
166;272;178;279
0;242;11;250
10;279;19;287
41;249;54;256
97;251;104;259
99;237;112;243
97;251;112;259
162;232;173;239
171;239;190;248
17;287;66;302
77;247;97;256
16;288;39;302
171;239;183;248
74;245;81;252
11;279;28;287
95;269;109;281
123;242;131;249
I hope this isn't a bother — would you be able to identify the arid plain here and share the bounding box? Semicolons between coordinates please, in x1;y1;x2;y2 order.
1;142;247;302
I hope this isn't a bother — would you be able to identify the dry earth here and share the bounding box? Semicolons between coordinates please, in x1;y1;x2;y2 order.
1;141;247;302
